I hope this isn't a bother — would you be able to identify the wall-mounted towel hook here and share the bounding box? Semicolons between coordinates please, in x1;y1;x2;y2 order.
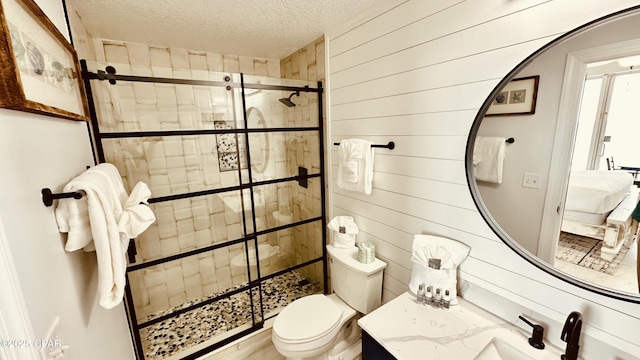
41;188;83;207
333;141;395;150
506;137;515;143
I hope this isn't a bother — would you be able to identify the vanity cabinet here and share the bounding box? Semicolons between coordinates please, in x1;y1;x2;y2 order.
362;330;396;360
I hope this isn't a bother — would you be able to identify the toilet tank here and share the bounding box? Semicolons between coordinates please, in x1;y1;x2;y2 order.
327;244;387;314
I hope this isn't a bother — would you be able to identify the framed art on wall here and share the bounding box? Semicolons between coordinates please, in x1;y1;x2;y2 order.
485;75;539;117
0;0;88;121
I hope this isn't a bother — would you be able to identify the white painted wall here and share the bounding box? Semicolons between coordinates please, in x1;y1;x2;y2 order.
326;0;640;359
0;0;134;359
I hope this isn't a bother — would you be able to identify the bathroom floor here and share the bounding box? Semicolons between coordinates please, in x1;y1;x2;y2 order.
140;271;320;360
555;232;638;293
556;232;630;274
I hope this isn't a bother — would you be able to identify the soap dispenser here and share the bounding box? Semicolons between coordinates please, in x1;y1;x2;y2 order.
518;315;545;349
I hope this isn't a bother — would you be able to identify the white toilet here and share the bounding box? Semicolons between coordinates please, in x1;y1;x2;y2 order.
271;244;387;359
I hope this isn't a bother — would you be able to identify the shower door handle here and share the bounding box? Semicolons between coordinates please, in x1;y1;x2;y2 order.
127;239;137;263
297;166;309;188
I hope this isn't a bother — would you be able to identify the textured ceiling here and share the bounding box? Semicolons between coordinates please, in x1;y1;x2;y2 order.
66;0;381;59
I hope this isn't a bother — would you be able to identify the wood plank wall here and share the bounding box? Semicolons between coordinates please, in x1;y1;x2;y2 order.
326;0;640;358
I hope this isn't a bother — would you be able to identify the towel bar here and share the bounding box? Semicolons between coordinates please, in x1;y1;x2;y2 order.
333;141;395;150
506;137;515;143
42;187;139;264
41;188;83;207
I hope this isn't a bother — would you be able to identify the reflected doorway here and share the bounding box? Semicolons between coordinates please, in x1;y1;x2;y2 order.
572;68;640;174
556;55;640;293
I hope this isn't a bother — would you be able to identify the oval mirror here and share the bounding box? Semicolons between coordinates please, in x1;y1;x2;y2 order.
467;6;640;303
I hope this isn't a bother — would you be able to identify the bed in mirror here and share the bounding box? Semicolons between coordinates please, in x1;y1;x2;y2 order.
466;5;640;303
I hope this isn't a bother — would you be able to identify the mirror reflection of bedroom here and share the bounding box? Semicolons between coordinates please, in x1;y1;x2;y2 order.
556;54;640;293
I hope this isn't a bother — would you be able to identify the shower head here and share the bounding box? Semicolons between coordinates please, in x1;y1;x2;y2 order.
279;91;300;107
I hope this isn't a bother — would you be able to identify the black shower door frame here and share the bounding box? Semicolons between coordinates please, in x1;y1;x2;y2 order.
80;61;328;360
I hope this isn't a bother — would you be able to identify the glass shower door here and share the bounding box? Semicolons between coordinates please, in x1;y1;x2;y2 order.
243;78;325;320
83;61;326;360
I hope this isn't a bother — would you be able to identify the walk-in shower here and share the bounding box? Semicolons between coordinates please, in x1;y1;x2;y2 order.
81;61;326;360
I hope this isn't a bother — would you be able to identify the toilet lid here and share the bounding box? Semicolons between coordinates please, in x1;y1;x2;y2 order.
274;294;343;342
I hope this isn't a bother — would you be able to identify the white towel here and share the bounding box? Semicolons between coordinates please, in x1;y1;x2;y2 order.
55;163;155;309
327;216;359;248
336;139;375;194
55;191;93;251
473;136;506;184
338;140;362;183
410;235;470;270
408;234;470;306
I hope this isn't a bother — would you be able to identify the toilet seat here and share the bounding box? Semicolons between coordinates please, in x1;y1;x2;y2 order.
273;294;343;343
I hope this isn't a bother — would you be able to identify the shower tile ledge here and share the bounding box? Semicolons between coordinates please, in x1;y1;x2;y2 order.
358;292;564;360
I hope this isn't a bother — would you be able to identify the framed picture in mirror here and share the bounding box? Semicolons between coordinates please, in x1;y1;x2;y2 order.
0;0;88;121
485;75;539;117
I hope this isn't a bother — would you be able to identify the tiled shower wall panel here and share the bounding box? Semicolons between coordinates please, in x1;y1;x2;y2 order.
129;244;247;322
280;36;325;83
280;36;326;286
93;40;281;78
293;221;324;286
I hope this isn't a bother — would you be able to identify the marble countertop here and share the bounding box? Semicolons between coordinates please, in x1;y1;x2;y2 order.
358;292;564;360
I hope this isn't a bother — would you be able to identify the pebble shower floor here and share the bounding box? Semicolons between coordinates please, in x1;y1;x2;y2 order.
140;271;320;359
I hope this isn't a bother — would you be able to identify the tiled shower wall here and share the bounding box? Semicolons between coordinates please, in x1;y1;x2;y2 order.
87;39;325;320
94;41;281;78
280;36;326;288
280;36;325;82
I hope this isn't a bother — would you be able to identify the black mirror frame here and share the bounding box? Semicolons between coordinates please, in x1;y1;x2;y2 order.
465;5;640;304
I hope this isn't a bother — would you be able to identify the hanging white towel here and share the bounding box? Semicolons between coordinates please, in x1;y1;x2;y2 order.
55;190;92;251
338;140;362;183
336;139;375;194
55;163;156;309
473;136;506;184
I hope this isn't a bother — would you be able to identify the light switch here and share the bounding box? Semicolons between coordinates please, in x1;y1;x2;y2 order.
522;173;541;189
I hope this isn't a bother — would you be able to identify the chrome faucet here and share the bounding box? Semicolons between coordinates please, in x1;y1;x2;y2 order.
561;311;582;360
